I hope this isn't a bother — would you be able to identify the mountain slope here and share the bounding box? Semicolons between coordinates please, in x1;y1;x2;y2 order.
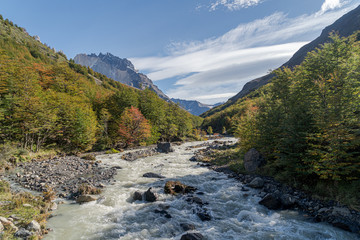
74;53;169;100
171;98;212;116
204;4;360;117
0;16;201;154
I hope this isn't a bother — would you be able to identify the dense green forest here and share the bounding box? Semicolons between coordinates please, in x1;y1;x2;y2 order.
0;15;202;164
203;33;360;207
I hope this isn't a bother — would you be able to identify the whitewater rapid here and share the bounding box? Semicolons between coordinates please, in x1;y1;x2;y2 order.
45;139;358;240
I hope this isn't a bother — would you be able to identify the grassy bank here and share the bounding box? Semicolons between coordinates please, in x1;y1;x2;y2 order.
0;180;53;239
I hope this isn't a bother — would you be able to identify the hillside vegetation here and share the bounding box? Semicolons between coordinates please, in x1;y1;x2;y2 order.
203;33;360;208
0;15;202;166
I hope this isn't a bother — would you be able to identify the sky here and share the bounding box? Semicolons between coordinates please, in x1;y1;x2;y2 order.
1;0;359;104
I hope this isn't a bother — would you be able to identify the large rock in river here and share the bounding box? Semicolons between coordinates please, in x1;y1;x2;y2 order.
144;188;157;202
164;181;196;195
143;172;165;178
259;194;281;210
180;232;205;240
76;195;97;203
157;142;174;153
248;177;264;188
244;148;265;172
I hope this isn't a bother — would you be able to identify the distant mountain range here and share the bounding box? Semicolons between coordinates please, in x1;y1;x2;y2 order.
205;4;360;116
74;53;169;100
170;99;219;116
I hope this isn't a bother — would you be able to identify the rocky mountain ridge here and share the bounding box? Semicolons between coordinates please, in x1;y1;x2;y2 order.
74;53;169;100
171;98;212;116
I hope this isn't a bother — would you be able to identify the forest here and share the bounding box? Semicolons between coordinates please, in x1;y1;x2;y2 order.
0;15;202;165
203;32;360;207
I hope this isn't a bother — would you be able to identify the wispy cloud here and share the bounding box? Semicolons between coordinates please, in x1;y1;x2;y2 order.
320;0;343;14
209;0;263;11
131;1;357;104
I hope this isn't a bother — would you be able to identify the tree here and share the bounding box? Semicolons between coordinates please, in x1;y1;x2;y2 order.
118;106;151;147
207;126;213;135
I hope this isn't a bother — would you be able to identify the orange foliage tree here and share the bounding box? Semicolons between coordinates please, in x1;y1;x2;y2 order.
118;106;151;147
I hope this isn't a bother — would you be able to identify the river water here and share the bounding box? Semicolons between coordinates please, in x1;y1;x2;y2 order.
45;139;358;240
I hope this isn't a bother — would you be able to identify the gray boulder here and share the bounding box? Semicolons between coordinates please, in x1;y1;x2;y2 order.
144;188;157;202
157;142;174;153
332;207;351;218
0;216;11;226
76;195;97;203
143;172;165;178
27;220;41;232
15;228;33;238
248;177;264;188
180;232;205;240
280;194;296;209
180;223;196;231
133;191;143;201
197;212;211;221
244;148;265;172
259;194;282;210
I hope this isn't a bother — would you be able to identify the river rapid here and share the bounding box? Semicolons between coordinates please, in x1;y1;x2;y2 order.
45;139;358;240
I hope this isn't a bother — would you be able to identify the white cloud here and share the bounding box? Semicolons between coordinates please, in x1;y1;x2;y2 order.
210;0;263;11
320;0;343;14
131;2;357;104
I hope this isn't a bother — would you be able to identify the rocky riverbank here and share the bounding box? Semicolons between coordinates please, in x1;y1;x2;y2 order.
192;141;360;235
8;156;118;199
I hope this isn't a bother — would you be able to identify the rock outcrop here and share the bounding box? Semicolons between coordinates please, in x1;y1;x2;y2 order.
157;142;174;153
74;53;169;100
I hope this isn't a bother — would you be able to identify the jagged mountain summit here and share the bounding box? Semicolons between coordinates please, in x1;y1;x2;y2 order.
171;99;224;116
74;53;169;100
205;4;360;117
171;98;212;116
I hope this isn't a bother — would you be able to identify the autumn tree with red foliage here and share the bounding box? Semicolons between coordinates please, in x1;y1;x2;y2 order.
118;106;151;147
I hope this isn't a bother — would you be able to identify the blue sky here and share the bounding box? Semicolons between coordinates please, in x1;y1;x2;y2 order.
1;0;359;104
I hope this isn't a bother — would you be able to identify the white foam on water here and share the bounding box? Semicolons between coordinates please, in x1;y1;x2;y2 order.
45;139;359;240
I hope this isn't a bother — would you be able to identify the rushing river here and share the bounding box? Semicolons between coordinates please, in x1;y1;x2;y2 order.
45;139;358;240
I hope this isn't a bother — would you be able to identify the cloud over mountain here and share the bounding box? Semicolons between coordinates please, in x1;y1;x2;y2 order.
131;1;357;104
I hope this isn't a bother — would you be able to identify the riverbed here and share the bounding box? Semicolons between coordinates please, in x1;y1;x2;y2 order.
45;139;358;240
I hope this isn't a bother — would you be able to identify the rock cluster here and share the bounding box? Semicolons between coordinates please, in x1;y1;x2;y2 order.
164;181;196;195
212;167;360;234
121;148;159;161
193;141;360;235
11;156;118;199
132;188;158;202
0;217;45;239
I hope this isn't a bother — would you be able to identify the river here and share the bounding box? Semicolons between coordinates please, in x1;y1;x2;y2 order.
45;139;358;240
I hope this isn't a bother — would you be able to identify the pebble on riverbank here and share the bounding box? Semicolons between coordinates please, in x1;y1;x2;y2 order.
10;156;117;199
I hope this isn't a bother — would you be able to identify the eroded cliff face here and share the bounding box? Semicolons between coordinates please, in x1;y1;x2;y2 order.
74;53;169;100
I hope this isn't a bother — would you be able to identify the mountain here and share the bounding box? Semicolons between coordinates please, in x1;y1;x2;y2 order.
171;98;212;116
74;53;169;100
204;4;360;117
